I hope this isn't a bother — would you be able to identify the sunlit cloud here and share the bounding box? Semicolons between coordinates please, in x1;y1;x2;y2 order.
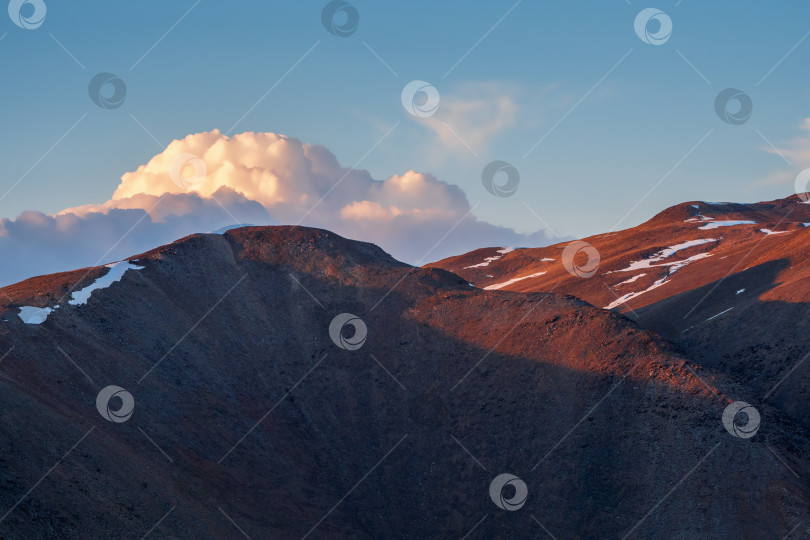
0;130;555;285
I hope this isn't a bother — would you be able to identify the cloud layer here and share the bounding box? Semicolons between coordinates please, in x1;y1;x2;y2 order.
0;130;554;285
1;189;272;286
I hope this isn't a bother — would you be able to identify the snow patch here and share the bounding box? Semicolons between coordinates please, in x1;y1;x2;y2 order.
69;262;144;306
698;220;756;230
464;256;501;269
659;239;718;258
760;229;790;236
608;238;719;273
606;254;713;310
617;273;646;286
464;247;513;269
605;276;669;310
736;288;745;294
603;240;718;309
484;271;547;290
18;261;144;325
17;306;53;325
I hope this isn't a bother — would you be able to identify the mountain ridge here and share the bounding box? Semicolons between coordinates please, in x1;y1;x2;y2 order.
0;216;808;537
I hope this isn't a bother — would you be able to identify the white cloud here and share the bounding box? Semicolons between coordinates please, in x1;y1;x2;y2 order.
756;118;810;187
405;82;562;161
0;130;555;285
0;188;273;286
419;83;519;155
767;119;810;163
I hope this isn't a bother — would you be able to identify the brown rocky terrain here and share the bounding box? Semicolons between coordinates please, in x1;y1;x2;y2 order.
0;225;807;538
431;195;810;434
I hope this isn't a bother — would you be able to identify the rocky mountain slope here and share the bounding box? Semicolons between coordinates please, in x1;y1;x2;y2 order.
0;226;807;538
430;196;810;309
430;195;810;434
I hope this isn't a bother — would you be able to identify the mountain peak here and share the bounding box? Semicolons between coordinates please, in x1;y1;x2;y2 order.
1;214;809;537
644;194;810;228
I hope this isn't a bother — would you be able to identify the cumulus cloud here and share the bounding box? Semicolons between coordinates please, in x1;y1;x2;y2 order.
0;130;554;285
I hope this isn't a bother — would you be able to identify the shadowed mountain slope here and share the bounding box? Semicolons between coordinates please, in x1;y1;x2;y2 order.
0;226;806;538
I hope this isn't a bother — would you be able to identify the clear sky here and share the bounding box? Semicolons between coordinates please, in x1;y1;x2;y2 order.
2;0;810;243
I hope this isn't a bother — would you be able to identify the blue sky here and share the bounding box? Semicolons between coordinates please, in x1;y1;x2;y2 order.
3;0;810;242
